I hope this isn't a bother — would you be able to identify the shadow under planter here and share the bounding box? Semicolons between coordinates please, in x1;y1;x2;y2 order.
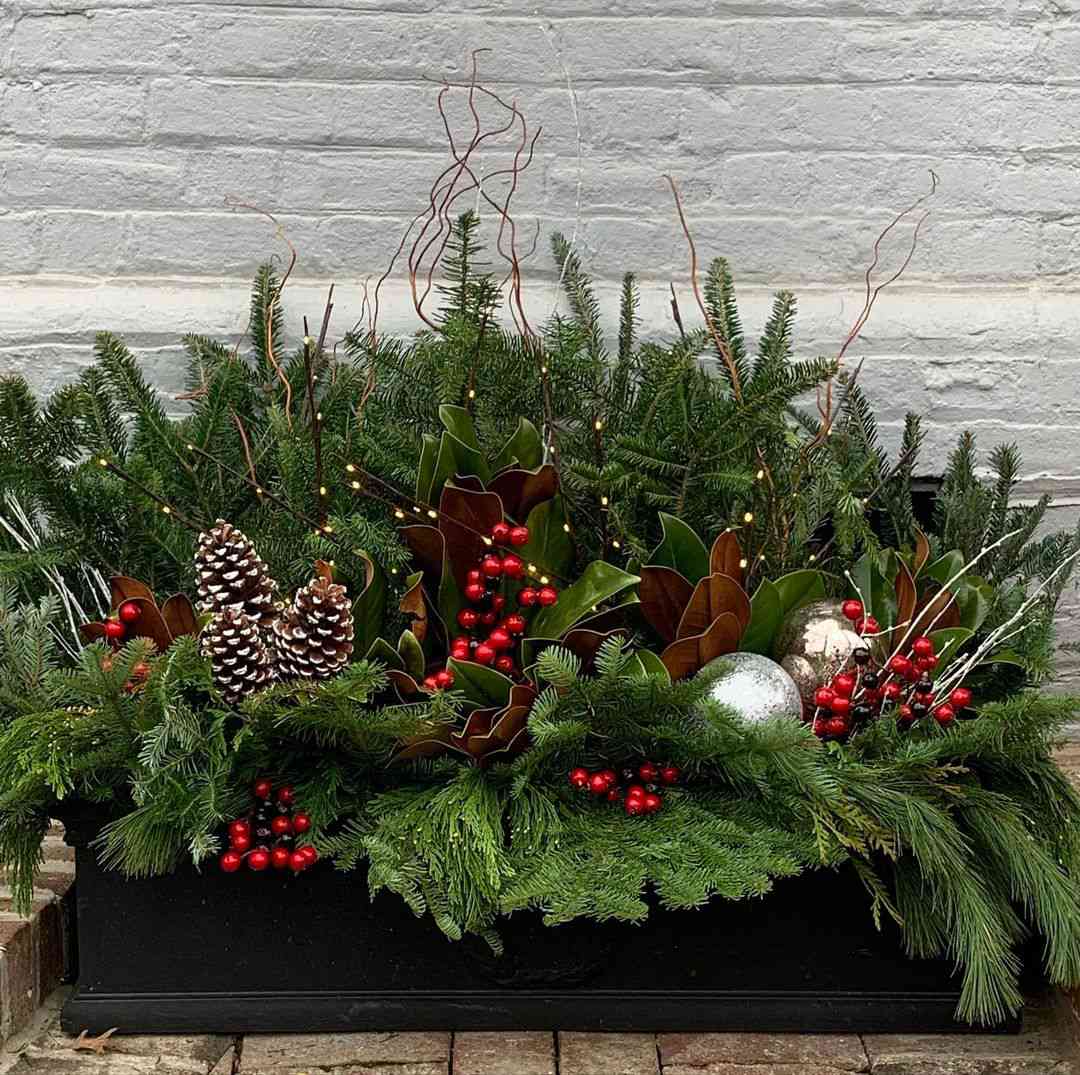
57;803;1019;1036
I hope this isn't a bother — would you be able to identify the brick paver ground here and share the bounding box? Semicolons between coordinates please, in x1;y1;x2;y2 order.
0;988;1075;1075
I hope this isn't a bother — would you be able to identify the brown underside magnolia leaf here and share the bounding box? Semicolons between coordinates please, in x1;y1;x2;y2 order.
677;573;751;641
117;597;172;651
401;525;445;583
160;594;198;640
892;558;918;650
488;465;558;522
110;576;156;608
562;627;629;672
639;565;694;644
439;483;504;591
912;585;962;636
398;572;429;644
709;531;744;586
913;529;932;577
660;611;741;681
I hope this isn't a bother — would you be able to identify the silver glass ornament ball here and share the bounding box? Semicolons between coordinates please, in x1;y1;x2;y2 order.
700;652;803;724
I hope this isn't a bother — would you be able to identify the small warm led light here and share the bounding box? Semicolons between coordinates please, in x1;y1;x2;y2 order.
612;539;621;549
390;567;398;575
319;486;328;496
97;458;109;467
351;480;361;490
562;523;571;533
303;335;313;347
161;506;171;515
315;411;322;422
600;496;609;507
394;509;405;520
739;558;748;569
743;512;754;523
528;563;538;574
540;575;550;585
540;365;549;375
809;553;817;562
187;443;195;451
594;419;603;431
346;464;356;473
255;486;263;495
759;553;766;561
756;469;764;480
482;536;493;546
467;388;476;400
427;509;437;519
412;505;421;514
323;525;334;534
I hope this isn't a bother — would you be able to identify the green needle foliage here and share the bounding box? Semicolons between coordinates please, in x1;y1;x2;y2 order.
2;211;1080;1026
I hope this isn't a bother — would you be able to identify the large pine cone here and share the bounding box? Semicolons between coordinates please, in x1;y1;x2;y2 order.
201;607;276;705
272;566;354;681
195;519;278;626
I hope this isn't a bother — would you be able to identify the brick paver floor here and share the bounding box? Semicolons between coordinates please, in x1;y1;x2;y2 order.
0;988;1075;1074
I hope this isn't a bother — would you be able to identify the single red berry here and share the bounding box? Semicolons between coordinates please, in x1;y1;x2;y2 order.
422;674;439;690
451;648;470;663
832;673;856;698
638;761;660;783
889;655;913;676
517;588;539;607
659;765;681;785
292;812;311;834
501;554;525;579
950;687;973;709
883;681;902;701
841;599;864;621
457;608;479;629
466;569;483;584
625;784;646;800
271;815;292;836
248;849;271;872
452;635;472;651
473;643;496;665
276;785;295;806
230;832;252;852
289;850;308;873
503;614;526;635
934;703;956;725
509;526;530;547
491;521;512;545
814;687;835;709
464;581;487;603
220;850;243;873
253;779;273;800
905;663;921;682
298;845;318;866
813;720;829;738
606;787;623;803
643;792;663;814
104;618;126;642
482;555;504;578
494;655;515;675
831;697;851;717
625;796;646;816
492;595;506;613
480;610;497;627
435;669;455;689
598;769;618;788
537;585;558;607
826;717;848;737
569;767;590;789
271;847;291;870
912;636;934;658
855;616;880;634
916;655;938;672
487;627;513;651
898;704;914;722
118;600;141;624
589;772;609;795
228;819;250;839
915;692;935;707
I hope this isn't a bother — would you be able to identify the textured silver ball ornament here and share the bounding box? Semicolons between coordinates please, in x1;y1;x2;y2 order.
700;652;803;724
772;599;865;716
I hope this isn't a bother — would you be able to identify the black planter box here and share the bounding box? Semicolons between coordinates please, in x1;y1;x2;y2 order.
58;807;1021;1036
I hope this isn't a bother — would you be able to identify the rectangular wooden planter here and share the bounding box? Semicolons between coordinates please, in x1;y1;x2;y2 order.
57;805;1021;1036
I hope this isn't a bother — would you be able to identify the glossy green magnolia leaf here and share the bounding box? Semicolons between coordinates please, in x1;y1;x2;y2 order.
956;576;994;632
365;637;405;672
416;433;439;503
928;626;974;669
849;551;895;626
923;551;965;588
447;657;514;708
397;629;426;681
648;513;710;585
437;559;465;646
740;579;781;655
530;560;640;640
772;570;826;619
492;417;543;472
634;648;671;682
981;649;1026;668
350;555;387;658
439;404;480;449
428;430;489;506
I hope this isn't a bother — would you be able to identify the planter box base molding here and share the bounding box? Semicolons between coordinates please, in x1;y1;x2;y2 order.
58;810;1026;1036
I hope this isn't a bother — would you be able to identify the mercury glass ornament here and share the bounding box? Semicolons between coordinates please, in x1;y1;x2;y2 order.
700;652;803;724
772;599;864;716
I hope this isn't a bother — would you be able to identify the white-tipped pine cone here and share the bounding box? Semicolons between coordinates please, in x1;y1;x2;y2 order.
271;572;354;681
195;519;279;626
201;607;276;704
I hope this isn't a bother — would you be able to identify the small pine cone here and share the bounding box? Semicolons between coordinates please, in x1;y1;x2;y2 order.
272;572;354;681
195;519;278;626
201;608;276;704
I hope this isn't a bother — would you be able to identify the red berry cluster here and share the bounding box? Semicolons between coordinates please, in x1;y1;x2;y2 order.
219;779;318;876
840;598;880;637
424;520;558;689
569;760;681;817
103;599;142;644
812;626;974;742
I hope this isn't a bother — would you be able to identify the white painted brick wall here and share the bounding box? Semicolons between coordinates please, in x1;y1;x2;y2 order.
3;0;1080;679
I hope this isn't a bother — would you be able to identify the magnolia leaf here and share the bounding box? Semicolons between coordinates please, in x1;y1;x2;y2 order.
981;649;1026;668
639;565;694;644
928;626;974;668
488;465;558;522
492;417;544;473
956;576;994;632
398;571;428;644
649;513;710;585
893;558;918;647
160;594;197;640
661;612;741;680
634;649;671;682
416;433;440;503
740;579;782;655
709;530;744;584
365;637;405;672
401;525;444;582
439;483;503;591
397;629;426;681
913;528;932;576
530;560;640;640
351;555;388;656
110;576;155;608
516;495;574;580
677;573;751;640
562;627;629;671
117;597;171;651
912;584;961;635
439;404;480;449
849;552;894;626
771;570;827;621
923;551;965;588
447;657;514;709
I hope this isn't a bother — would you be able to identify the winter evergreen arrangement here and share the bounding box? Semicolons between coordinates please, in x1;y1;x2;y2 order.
2;76;1080;1027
